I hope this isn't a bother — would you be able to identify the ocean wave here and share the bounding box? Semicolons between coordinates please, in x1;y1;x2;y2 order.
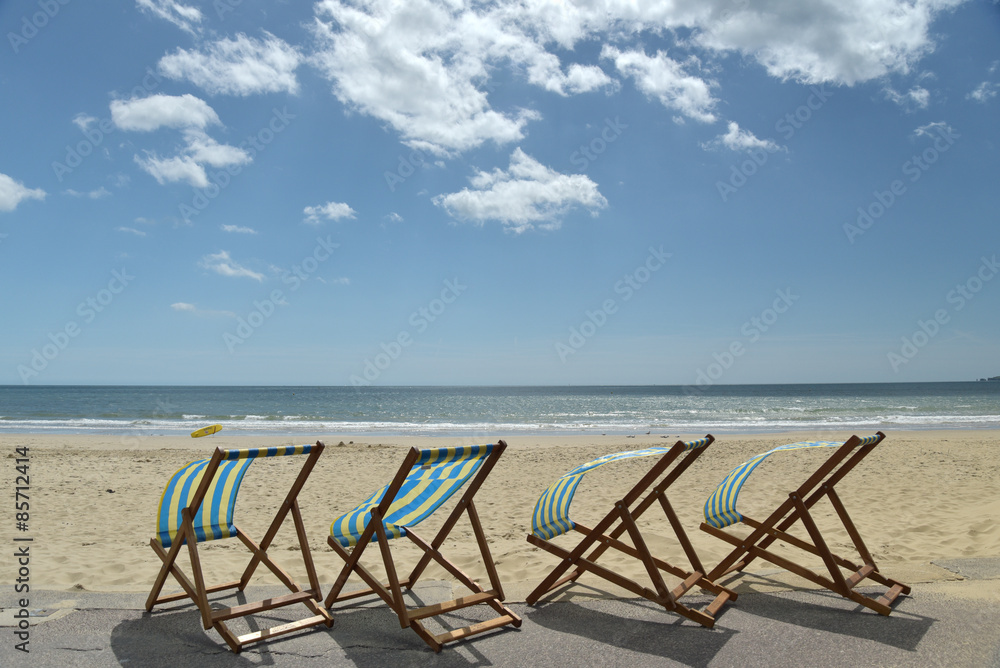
1;412;999;436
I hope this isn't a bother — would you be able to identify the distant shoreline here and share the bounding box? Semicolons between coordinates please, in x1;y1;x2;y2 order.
4;423;1000;437
3;382;998;435
2;427;998;446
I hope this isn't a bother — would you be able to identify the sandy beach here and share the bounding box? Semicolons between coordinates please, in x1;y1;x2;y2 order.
4;430;999;600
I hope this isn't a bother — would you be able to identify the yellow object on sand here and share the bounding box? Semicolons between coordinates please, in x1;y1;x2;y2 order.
190;424;222;438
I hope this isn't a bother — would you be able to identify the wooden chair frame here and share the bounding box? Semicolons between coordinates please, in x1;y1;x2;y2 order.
700;432;910;615
525;435;736;628
324;441;521;652
146;442;333;653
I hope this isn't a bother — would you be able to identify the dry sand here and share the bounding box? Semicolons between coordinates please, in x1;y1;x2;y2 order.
3;430;998;601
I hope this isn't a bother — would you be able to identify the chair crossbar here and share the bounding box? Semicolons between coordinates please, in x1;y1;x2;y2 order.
236;614;333;646
700;432;911;616
408;591;501;621
153;580;241;605
431;613;521;648
146;442;333;653
212;590;315;622
525;435;735;628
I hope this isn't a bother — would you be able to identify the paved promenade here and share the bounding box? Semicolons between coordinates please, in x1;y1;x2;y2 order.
3;559;999;667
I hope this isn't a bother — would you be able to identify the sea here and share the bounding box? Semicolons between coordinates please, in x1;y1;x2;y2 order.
1;383;998;437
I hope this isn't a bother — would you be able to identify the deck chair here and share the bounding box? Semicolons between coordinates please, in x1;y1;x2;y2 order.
324;441;521;652
146;442;333;653
700;432;910;615
525;435;736;628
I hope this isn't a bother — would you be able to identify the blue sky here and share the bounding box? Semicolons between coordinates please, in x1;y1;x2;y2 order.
1;0;998;386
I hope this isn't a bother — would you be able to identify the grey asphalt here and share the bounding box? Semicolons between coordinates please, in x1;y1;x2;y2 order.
3;564;1000;667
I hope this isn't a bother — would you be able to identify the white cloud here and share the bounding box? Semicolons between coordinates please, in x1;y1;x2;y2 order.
114;97;250;187
433;148;607;233
181;129;251;167
968;81;998;103
303;201;356;224
198;250;264;282
117;227;147;237
694;0;961;86
702;121;784;153
111;94;219;132
136;0;202;35
908;87;931;108
171;301;236;318
885;85;931;110
72;114;98;131
602;46;717;123
385;212;404;223
520;55;613;96
221;224;258;234
550;63;614;95
158;32;303;96
913;121;956;139
331;277;351;285
134;153;209;188
308;1;960;157
0;173;46;212
65;187;112;199
311;0;553;155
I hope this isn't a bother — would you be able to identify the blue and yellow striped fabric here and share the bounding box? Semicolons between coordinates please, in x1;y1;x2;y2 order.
156;444;314;548
330;444;494;548
702;435;881;529
530;437;712;540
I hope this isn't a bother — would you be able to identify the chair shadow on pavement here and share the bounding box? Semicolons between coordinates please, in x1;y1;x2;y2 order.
526;594;736;668
113;590;509;668
111;609;263;668
330;592;508;668
111;589;329;668
733;588;936;651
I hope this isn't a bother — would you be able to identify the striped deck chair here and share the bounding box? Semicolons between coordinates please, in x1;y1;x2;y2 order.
525;436;736;628
324;441;520;652
700;432;910;615
146;443;333;653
